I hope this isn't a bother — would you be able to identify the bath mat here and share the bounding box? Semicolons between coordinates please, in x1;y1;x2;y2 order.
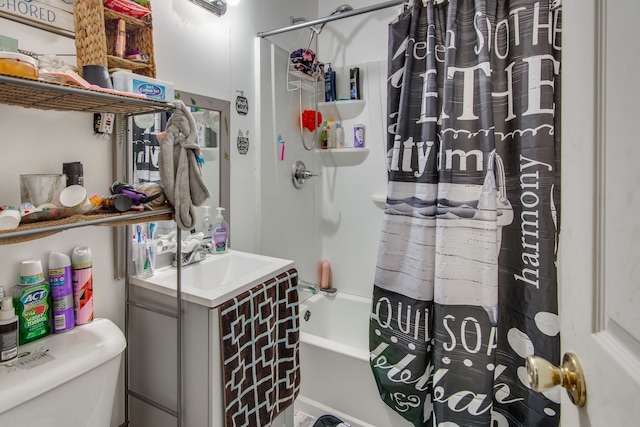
312;414;351;427
219;268;301;427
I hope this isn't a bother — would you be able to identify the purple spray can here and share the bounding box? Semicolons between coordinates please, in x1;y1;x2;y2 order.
48;252;75;333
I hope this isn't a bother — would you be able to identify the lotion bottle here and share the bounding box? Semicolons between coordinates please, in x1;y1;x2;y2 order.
211;207;229;254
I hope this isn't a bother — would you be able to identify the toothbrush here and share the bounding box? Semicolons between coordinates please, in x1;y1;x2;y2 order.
149;222;157;240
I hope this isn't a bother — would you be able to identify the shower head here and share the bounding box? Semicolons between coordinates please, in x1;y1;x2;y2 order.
311;4;354;34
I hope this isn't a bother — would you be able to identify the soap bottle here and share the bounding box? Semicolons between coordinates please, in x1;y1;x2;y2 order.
211;207;229;254
0;287;18;364
13;259;51;345
201;206;214;235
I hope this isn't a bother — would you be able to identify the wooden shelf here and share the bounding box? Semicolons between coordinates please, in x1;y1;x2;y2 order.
103;7;151;30
0;74;172;115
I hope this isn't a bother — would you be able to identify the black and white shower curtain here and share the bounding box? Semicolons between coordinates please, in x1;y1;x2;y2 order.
370;1;561;426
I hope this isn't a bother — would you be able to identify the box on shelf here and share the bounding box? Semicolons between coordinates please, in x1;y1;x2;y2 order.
112;71;174;101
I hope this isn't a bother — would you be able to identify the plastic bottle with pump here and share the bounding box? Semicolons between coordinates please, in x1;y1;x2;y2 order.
201;206;214;235
0;287;18;364
211;207;229;254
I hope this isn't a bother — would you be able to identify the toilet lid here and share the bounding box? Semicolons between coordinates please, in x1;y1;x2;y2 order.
0;318;126;414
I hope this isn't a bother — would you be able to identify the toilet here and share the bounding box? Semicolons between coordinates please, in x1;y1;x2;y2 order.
0;318;126;426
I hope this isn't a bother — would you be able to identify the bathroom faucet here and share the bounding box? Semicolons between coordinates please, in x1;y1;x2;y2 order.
172;242;213;267
298;280;318;295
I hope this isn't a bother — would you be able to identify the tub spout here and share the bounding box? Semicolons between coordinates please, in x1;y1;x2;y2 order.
298;280;318;295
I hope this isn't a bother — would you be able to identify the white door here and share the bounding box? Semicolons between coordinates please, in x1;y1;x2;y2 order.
559;0;640;425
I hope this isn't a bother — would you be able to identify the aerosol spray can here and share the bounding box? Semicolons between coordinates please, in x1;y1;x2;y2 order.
48;252;74;333
72;247;93;325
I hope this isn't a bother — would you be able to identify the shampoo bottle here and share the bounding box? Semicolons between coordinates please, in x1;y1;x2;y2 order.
212;207;229;254
325;63;336;102
0;287;18;364
72;246;93;325
13;259;51;345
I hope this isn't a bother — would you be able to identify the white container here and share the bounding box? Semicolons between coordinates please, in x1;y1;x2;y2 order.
111;71;175;101
0;318;126;426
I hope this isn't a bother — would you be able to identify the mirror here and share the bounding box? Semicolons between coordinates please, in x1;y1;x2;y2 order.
128;90;231;252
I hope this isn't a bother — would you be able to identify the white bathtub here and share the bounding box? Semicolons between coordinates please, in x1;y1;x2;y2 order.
296;292;410;427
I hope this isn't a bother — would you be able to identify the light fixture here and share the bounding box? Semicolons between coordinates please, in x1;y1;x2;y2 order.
188;0;227;16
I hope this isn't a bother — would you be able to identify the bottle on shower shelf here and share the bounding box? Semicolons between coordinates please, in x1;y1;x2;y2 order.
325;63;336;102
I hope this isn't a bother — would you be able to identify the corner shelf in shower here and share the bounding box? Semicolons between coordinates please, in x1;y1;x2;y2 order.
316;147;369;166
317;99;365;120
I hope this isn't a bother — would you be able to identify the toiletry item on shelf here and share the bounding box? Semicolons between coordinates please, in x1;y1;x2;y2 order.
319;120;328;149
48;252;74;334
201;206;214;235
0;287;18;364
212;207;229;254
114;19;126;58
72;247;93;325
354;124;365;148
62;162;84;187
319;260;332;290
350;67;361;100
13;259;51;345
327;117;336;148
336;123;345;148
325;63;336;102
133;224;150;277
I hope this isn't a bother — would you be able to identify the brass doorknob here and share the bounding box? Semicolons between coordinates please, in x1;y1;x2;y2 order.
526;352;587;407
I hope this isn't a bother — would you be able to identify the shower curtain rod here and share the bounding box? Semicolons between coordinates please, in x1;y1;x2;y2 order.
257;0;405;38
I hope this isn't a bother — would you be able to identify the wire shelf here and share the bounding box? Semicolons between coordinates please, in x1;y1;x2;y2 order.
0;73;173;115
287;62;323;93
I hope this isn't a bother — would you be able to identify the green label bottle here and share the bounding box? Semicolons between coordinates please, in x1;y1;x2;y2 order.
13;282;51;346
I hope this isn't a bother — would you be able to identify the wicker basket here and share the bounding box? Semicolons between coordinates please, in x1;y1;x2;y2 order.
74;0;156;78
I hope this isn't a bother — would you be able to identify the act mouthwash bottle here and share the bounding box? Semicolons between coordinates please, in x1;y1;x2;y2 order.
13;259;51;345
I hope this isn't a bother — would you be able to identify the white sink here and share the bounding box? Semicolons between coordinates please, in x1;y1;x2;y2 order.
130;249;294;307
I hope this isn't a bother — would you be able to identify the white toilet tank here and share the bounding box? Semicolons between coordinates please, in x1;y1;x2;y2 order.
0;318;126;426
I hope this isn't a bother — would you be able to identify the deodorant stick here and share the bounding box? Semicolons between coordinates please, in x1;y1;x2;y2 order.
71;247;93;325
49;252;74;333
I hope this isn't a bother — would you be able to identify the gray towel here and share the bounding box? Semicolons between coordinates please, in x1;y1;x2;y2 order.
158;100;211;230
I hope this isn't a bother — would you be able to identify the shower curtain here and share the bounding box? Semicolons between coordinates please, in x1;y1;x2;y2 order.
369;1;561;426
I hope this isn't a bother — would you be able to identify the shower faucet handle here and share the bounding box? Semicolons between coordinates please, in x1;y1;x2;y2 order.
292;160;321;189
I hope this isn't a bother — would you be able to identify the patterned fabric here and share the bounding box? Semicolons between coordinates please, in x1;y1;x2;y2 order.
219;268;300;427
370;1;562;426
